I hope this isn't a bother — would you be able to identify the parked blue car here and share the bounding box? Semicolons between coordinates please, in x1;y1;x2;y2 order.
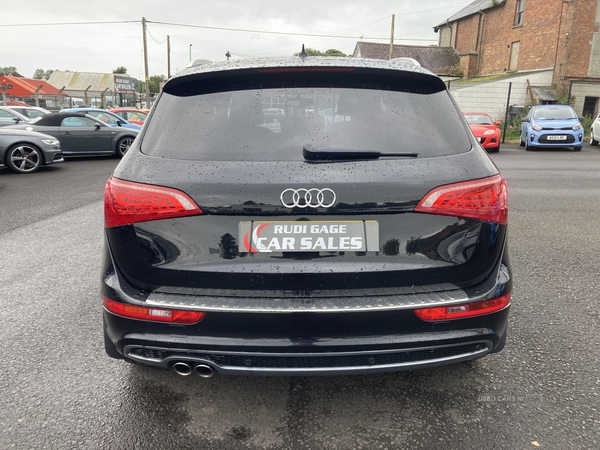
520;104;583;151
61;108;141;130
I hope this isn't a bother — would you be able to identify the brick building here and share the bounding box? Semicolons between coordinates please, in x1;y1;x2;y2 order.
434;0;600;116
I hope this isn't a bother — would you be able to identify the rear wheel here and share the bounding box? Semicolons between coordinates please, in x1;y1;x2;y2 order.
5;144;43;173
116;137;134;157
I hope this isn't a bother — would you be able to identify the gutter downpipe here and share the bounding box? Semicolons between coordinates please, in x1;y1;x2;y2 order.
476;10;485;75
554;1;568;84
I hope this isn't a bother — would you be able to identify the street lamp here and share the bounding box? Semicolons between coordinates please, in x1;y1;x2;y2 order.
189;44;193;62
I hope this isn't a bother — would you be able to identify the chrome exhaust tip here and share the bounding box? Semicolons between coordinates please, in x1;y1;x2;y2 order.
172;361;193;376
194;364;215;378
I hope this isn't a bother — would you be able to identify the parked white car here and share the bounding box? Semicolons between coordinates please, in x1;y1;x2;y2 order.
590;113;600;145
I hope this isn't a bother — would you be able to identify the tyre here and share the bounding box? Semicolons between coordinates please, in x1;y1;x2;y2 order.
519;139;525;147
116;137;134;157
573;145;582;151
525;141;533;151
590;130;598;146
487;146;500;153
5;143;43;174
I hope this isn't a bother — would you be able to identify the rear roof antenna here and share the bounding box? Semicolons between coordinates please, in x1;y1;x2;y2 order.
299;44;309;58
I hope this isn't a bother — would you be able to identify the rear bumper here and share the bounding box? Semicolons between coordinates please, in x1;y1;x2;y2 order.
103;267;510;375
117;332;501;376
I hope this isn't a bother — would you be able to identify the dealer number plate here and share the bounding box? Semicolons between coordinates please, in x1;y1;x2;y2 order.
239;220;379;253
546;135;567;141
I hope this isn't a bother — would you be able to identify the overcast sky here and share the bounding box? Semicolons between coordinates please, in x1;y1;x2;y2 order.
3;1;472;80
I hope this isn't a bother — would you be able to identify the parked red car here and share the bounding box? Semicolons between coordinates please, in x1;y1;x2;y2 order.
463;112;501;153
109;109;148;126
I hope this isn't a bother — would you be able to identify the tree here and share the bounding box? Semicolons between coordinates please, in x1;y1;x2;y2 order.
134;78;144;93
293;48;347;57
148;75;167;94
32;68;55;79
113;66;128;74
324;49;347;57
0;66;17;76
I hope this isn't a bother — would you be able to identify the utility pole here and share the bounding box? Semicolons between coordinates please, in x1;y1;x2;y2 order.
389;14;395;60
167;35;171;78
189;44;193;62
142;17;150;107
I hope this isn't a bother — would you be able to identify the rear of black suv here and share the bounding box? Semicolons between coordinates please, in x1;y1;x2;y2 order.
102;57;511;377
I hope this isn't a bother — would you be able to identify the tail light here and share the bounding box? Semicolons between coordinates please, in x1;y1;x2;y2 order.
414;293;511;321
104;177;202;228
103;296;206;324
415;174;508;224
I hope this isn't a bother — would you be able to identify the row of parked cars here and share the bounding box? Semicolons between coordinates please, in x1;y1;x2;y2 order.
0;106;147;173
464;103;594;153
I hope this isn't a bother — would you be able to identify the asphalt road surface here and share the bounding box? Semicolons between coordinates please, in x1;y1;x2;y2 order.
0;145;599;450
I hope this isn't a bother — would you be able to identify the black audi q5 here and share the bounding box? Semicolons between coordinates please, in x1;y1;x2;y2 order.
102;55;511;378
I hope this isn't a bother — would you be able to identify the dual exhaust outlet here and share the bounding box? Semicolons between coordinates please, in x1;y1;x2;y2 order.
172;361;215;378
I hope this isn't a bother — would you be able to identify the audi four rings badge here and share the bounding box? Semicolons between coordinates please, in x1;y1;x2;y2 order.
280;188;336;208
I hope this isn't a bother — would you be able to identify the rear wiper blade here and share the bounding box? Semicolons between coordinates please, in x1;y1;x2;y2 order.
303;144;418;161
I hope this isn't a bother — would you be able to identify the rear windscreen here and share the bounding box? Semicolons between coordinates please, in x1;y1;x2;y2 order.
141;87;471;161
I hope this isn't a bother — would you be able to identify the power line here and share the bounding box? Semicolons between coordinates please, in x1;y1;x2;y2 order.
147;20;436;41
146;24;168;44
0;17;435;41
0;20;138;27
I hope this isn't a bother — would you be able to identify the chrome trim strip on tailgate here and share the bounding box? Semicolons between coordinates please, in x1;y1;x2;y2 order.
105;263;509;313
144;287;470;313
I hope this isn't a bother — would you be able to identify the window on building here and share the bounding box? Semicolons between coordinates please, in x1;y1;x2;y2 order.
514;0;525;26
583;97;598;118
509;41;520;72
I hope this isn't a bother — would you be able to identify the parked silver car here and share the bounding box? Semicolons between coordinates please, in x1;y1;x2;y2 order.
6;106;51;119
0;128;63;174
0;106;29;128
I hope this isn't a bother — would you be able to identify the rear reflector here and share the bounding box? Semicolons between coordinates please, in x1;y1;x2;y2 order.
103;296;206;324
415;174;508;224
104;177;202;228
414;293;511;321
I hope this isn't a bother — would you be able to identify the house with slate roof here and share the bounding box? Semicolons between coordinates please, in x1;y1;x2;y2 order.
352;42;460;77
434;0;600;118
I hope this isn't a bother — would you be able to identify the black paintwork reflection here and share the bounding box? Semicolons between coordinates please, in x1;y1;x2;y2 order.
218;233;239;260
135;228;180;266
406;222;481;264
382;239;400;256
210;200;417;216
110;214;504;293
